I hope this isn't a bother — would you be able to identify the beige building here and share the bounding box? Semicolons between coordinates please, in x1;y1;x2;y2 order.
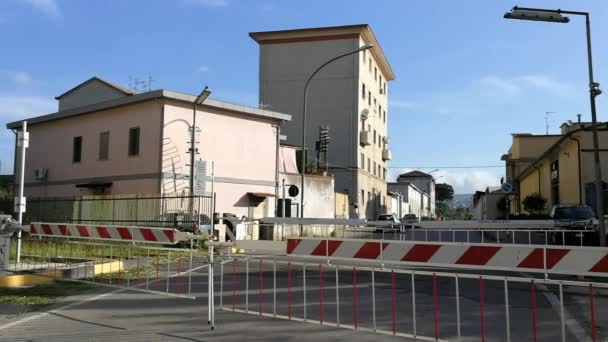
250;24;395;219
503;117;608;215
6;77;291;218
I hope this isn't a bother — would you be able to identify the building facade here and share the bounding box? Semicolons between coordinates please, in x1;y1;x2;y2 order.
504;118;608;215
395;170;436;217
250;24;395;219
7;77;291;218
387;181;426;219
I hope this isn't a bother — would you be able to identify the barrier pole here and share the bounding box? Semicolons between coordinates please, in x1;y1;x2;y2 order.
335;265;340;327
127;247;131;288
433;272;439;340
273;261;276;317
232;259;236;311
188;245;193;297
391;270;396;335
109;245;113;285
456;275;461;339
155;249;159;290
303;263;307;321
288;261;292;320
259;259;263;316
319;264;323;324
412;272;417;337
560;282;565;342
479;276;485;342
177;254;182;293
353;267;358;330
590;284;596;342
146;248;150;290
504;279;511;342
165;250;170;294
372;268;376;331
245;259;249;313
136;249;141;287
531;279;537;342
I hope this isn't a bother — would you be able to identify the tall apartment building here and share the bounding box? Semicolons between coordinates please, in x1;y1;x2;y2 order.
250;24;395;219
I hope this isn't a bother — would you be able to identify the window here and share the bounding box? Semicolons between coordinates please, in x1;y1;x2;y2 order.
360;153;365;169
383;167;387;180
373;98;376;110
72;136;82;163
379;75;383;86
374;67;377;81
369;58;372;72
379;105;382;116
373;130;376;143
367;158;370;173
383;110;386;123
373;161;376;176
128;127;140;156
362;83;366;99
361;190;365;204
384;82;387;94
378;134;382;147
378;165;381;177
362;49;366;62
99;131;109;160
368;91;371;106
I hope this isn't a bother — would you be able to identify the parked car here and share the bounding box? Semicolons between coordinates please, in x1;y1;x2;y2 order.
377;214;401;224
549;204;598;245
402;214;419;225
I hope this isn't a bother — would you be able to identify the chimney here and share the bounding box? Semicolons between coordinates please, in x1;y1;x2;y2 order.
577;114;582;123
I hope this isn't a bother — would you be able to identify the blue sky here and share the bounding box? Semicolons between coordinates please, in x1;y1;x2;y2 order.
1;0;608;193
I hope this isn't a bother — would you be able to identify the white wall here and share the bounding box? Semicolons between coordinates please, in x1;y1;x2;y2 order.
279;173;335;218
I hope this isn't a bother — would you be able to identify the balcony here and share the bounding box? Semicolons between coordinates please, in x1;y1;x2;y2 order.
382;148;392;161
360;131;371;146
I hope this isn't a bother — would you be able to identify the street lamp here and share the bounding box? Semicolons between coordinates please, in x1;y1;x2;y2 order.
299;43;374;218
504;6;606;246
190;86;211;197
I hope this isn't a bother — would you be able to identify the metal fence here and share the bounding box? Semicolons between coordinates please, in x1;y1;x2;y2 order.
243;222;597;247
216;254;607;342
6;235;207;298
24;194;214;231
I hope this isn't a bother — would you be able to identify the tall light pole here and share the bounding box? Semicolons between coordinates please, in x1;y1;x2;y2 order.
299;44;374;218
504;6;605;246
190;86;211;197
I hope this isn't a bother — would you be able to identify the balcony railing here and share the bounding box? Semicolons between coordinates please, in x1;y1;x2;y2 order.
382;148;392;161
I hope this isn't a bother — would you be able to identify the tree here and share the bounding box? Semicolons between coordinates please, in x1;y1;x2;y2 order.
522;193;547;215
435;183;454;202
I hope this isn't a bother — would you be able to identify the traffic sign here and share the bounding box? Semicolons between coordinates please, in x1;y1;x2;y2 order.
501;182;513;193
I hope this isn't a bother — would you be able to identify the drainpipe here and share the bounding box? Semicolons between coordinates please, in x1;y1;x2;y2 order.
274;123;281;216
567;135;583;204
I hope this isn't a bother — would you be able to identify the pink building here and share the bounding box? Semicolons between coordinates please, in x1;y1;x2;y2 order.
6;77;291;218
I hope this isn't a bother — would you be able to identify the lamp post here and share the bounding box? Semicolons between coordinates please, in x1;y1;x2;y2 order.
189;86;211;197
299;44;374;218
504;6;605;246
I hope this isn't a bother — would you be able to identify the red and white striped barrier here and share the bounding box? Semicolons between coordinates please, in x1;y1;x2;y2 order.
29;222;199;244
286;238;608;277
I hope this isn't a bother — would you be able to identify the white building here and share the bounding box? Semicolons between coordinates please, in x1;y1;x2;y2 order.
250;24;395;219
396;171;436;217
473;187;505;220
387;181;426;219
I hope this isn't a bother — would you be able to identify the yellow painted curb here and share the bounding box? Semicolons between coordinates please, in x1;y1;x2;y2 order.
0;274;54;288
94;260;123;275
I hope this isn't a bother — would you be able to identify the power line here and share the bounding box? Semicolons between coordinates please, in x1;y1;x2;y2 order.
387;165;503;169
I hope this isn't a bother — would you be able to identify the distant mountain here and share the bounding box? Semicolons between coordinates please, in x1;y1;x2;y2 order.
451;194;473;208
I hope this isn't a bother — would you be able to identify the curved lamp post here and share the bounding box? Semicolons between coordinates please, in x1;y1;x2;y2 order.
299;44;374;218
504;6;605;246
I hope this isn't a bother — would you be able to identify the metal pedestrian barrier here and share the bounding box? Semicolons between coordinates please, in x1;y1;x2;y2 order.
213;254;607;341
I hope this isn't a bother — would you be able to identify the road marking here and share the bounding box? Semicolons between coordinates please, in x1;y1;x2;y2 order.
0;262;210;331
0;287;125;331
534;279;589;342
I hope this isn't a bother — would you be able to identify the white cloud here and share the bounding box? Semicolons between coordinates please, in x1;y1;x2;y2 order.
0;95;55;123
479;75;521;96
390;168;501;194
24;0;60;17
183;0;230;7
10;71;33;87
390;100;415;109
478;74;571;97
198;65;210;73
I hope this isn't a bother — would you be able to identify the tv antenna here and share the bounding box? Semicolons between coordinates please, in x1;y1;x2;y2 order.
545;111;556;135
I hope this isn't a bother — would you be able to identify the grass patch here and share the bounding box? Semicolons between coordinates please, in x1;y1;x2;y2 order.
0;281;95;307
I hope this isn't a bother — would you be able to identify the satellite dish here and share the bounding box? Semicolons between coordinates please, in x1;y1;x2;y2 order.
361;109;369;121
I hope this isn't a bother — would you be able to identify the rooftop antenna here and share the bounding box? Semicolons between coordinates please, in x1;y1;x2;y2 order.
545;111;556;135
147;73;154;92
